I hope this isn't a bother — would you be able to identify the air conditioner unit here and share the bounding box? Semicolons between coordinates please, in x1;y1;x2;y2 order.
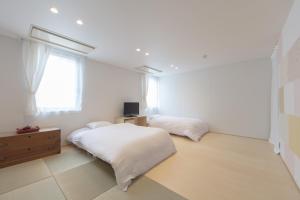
135;66;162;74
30;25;95;54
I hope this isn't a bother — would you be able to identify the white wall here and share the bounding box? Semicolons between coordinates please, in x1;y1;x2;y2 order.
282;0;300;57
276;0;300;189
0;35;26;132
0;35;142;144
159;58;272;139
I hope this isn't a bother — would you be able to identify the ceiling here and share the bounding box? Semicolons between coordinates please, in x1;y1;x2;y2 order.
0;0;294;75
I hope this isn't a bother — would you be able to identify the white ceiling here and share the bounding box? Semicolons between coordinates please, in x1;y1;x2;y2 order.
0;0;294;75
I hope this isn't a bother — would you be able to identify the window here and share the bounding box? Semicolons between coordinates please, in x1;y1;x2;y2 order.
35;51;83;112
146;76;159;110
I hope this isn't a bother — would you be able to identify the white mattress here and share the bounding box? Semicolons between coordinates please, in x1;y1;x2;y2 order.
148;115;209;141
67;123;176;191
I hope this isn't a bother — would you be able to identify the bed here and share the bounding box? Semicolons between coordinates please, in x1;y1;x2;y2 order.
148;115;209;141
67;123;176;191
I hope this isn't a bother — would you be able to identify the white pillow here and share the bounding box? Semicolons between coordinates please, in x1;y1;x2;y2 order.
67;127;90;144
86;121;112;129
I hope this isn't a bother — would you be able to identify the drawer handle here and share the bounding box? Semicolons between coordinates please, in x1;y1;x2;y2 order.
27;148;31;151
27;135;32;139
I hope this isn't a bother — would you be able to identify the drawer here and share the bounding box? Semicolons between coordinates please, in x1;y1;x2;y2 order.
2;141;59;155
28;131;60;145
0;144;60;163
124;119;137;124
136;117;147;126
0;131;60;151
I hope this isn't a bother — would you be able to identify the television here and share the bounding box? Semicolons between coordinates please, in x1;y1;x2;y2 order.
123;102;139;117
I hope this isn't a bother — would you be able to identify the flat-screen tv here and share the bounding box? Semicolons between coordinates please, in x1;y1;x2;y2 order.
123;102;139;117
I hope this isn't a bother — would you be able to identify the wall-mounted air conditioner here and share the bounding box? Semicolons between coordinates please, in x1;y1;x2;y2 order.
30;25;95;54
135;66;162;74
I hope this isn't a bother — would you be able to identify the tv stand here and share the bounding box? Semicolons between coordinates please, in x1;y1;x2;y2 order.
124;115;137;118
116;116;147;127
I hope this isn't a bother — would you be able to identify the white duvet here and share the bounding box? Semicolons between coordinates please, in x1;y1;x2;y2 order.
67;123;176;191
148;115;209;141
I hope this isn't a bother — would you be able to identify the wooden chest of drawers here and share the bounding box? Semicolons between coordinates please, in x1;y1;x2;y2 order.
0;128;61;168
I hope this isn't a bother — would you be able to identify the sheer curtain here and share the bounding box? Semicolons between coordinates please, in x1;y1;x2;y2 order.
22;39;51;115
146;76;159;115
141;74;149;115
35;48;84;113
22;39;84;116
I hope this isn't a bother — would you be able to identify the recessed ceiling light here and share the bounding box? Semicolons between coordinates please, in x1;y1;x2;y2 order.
50;7;59;14
175;67;179;70
145;52;150;56
170;64;174;68
76;19;83;25
136;48;141;52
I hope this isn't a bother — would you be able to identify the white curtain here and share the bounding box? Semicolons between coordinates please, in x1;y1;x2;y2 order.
141;74;149;115
35;48;84;113
145;75;159;115
22;39;51;115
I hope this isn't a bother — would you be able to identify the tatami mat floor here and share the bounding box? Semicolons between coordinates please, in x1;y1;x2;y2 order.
0;142;185;200
0;133;299;200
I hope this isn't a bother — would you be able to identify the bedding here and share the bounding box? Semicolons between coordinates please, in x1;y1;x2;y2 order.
148;115;208;141
67;123;176;191
86;121;112;129
67;127;90;146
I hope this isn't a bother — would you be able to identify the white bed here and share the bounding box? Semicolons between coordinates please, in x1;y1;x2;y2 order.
67;123;176;191
148;115;209;141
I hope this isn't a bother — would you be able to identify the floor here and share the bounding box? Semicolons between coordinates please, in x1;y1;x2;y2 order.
0;145;185;200
146;133;300;200
0;133;299;200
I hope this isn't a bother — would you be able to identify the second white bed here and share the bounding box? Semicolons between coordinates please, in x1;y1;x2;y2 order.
149;115;209;141
67;123;176;191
